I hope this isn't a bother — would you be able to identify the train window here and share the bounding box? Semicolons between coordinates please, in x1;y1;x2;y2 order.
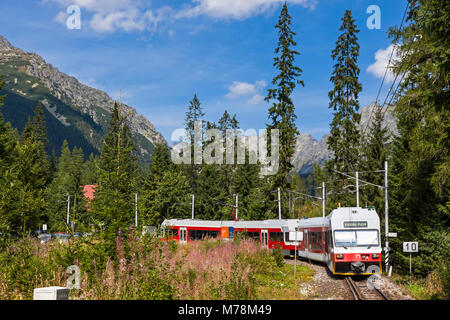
166;228;178;238
235;231;260;241
269;232;283;242
188;229;219;240
310;232;323;251
334;230;379;247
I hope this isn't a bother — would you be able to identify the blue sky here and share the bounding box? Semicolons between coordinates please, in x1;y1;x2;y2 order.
0;0;407;143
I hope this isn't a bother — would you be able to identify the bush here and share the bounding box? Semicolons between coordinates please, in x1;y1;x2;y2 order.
270;248;285;268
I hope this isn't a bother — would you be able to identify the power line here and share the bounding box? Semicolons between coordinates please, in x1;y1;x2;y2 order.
362;2;409;137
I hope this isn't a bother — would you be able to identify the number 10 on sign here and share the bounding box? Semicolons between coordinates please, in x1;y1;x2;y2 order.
403;242;419;275
403;242;418;253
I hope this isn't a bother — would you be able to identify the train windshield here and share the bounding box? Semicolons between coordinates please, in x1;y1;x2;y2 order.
334;230;379;247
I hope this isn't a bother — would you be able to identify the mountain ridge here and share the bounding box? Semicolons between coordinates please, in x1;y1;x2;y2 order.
0;34;166;163
292;102;397;174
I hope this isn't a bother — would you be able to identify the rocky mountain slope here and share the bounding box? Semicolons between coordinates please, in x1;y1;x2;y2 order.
292;103;397;175
0;35;165;163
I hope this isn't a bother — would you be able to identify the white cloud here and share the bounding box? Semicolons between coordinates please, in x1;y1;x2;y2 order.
367;44;400;83
46;0;173;33
46;0;317;32
226;80;266;105
177;0;317;20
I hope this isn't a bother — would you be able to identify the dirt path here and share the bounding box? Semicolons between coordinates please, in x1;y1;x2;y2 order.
285;258;414;300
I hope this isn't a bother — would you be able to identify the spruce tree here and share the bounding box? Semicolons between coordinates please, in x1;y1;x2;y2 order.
81;152;98;185
265;3;304;191
184;94;205;193
93;102;139;241
142;144;189;225
218;110;239;209
45;141;87;232
0;76;21;239
325;10;362;207
388;0;449;276
360;106;390;213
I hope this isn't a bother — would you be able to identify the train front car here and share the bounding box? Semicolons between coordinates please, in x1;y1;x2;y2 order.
328;207;382;276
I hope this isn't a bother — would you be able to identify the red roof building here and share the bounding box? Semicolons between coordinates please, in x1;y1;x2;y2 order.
83;185;97;202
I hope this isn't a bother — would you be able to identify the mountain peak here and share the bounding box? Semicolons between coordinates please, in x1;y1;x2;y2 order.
0;35;13;49
0;34;166;164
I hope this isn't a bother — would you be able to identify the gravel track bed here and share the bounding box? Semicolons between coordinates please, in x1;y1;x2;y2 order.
284;258;414;300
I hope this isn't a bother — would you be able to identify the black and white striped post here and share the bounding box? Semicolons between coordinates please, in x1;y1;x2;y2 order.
384;161;389;273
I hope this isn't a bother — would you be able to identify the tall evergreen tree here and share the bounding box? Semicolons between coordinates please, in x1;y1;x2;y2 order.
11;104;51;237
141;144;189;225
265;3;304;191
325;10;362;207
217;110;239;206
327;10;362;172
81;152;98;185
184;94;205;193
360;105;390;213
92;102;140;241
388;0;449;276
0;76;21;239
45;141;87;232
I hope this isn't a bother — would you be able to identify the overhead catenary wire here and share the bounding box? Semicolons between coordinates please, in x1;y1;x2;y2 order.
362;2;410;137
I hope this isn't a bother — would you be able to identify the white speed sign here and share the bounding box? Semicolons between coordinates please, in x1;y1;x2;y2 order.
403;242;418;253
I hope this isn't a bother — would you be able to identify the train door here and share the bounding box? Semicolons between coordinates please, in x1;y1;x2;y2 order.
304;230;308;257
261;230;268;248
180;228;187;244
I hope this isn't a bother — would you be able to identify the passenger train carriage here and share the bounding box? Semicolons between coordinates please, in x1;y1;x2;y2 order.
160;207;382;276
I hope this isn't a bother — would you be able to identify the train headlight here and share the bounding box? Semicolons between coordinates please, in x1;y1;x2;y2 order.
372;253;380;259
336;254;344;259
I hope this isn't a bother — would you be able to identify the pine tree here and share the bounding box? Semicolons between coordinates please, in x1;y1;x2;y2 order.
45;141;87;232
388;0;449;276
142;144;189;225
31;102;49;153
93;102;140;241
217;110;239;207
0;76;21;239
9;103;51;237
325;10;362;207
265;3;304;191
81;152;98;185
184;94;205;193
360;106;390;213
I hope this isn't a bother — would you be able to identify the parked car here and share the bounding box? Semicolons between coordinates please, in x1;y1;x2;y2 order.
53;232;71;243
38;233;52;243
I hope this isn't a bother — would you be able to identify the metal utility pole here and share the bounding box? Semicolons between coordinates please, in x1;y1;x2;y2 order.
294;227;298;278
191;194;195;219
278;187;281;220
66;194;70;225
235;194;239;220
385;161;389;271
322;182;326;218
72;194;76;233
289;191;292;216
135;193;138;227
356;171;359;207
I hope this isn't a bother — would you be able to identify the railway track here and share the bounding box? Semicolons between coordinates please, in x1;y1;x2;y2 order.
345;276;389;300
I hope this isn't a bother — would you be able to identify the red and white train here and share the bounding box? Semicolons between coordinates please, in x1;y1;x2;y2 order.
160;207;382;275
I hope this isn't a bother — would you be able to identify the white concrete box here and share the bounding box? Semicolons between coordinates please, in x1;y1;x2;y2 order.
33;287;70;300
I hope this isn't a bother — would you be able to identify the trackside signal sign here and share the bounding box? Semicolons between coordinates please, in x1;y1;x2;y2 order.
403;242;418;253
